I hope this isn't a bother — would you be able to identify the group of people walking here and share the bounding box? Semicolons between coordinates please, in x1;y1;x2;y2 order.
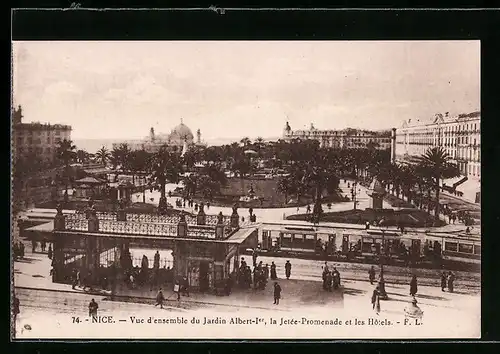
441;271;456;293
322;262;341;291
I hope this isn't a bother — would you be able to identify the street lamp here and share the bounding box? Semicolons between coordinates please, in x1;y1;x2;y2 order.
352;181;358;210
378;223;389;300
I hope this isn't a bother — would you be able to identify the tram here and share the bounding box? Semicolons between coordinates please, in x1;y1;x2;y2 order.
258;222;480;266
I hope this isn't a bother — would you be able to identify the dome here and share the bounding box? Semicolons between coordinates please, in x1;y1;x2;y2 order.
170;123;194;141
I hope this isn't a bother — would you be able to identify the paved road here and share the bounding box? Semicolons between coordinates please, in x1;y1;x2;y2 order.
254;255;480;292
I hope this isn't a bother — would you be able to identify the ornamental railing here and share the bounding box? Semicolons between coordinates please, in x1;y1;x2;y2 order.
63;214;221;239
65;216;88;231
64;212;231;227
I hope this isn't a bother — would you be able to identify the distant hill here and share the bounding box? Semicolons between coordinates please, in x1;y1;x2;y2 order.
74;136;281;153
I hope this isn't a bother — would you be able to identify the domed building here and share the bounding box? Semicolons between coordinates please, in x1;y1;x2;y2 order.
167;120;195;147
113;118;204;153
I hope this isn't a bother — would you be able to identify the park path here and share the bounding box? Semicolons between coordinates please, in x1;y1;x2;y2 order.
131;180;394;222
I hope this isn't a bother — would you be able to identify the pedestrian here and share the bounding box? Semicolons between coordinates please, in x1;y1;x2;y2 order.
441;271;447;292
365;221;370;230
270;261;277;280
371;286;381;315
182;276;190;297
19;241;25;258
252;248;258;267
410;274;418;296
174;279;181;300
285;260;292;280
273;282;282;305
41;239;46;252
88;299;98;317
13;296;20;323
447;271;455;293
71;269;78;289
369;266;376;285
31;239;37;253
155;288;165;309
47;244;53;260
332;267;341;289
77;270;82;288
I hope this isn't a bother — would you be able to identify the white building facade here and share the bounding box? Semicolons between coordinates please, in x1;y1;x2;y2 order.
283;122;392;150
394;111;480;203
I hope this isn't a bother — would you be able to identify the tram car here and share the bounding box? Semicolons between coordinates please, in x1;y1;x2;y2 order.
258;222;480;266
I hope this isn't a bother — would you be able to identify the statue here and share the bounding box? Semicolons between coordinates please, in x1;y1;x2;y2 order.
198;202;205;214
179;212;187;224
217;211;224;224
232;204;238;216
56;203;63;216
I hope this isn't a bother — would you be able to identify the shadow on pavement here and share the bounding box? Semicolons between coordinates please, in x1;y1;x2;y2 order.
342;287;366;296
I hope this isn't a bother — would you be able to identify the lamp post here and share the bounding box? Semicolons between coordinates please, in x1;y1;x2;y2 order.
378;224;389;300
352;181;358;210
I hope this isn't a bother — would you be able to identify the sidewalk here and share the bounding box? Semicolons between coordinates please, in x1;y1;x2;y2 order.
14;253;342;312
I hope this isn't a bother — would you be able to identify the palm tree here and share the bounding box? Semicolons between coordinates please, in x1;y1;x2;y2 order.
417;147;460;222
55;139;77;201
240;137;251;148
76;149;90;164
148;146;184;214
95;146;111;166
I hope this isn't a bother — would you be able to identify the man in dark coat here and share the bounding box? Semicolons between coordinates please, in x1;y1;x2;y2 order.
369;266;376;285
273;282;282;305
47;244;53;260
447;272;455;293
155;288;165;309
13;296;20;323
285;260;291;280
410;275;418;296
441;272;447;292
332;267;341;289
88;299;98;317
270;262;277;280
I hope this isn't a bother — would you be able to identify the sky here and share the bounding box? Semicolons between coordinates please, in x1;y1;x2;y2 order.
12;41;480;141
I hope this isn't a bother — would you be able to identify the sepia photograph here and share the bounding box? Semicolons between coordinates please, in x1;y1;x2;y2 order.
11;40;480;339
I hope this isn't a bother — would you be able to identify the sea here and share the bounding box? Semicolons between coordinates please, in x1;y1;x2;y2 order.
73;137;280;153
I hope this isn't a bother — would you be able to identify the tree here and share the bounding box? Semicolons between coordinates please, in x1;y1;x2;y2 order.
240;137;251;148
417;147;460;222
277;176;295;206
95;146;111;166
148;146;184;213
55;139;77;200
76;149;90;164
128;149;151;185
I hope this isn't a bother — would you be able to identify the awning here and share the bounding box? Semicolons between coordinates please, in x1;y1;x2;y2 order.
75;176;106;184
222;227;258;245
25;221;54;233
